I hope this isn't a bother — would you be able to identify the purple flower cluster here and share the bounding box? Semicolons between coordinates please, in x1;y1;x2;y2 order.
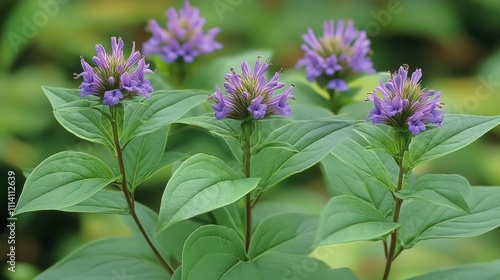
143;0;222;63
74;37;153;106
296;20;375;92
366;65;444;136
210;57;295;120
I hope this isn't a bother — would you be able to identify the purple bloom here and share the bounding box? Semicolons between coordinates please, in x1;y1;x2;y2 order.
209;56;295;120
296;20;375;92
74;37;153;106
366;65;444;136
143;0;222;63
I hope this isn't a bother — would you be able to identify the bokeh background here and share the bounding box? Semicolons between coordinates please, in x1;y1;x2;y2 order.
1;0;500;279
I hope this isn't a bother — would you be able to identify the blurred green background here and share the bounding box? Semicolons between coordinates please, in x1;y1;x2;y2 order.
1;0;500;279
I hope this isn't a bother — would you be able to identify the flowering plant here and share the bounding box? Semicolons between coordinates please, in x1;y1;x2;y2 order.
12;1;500;280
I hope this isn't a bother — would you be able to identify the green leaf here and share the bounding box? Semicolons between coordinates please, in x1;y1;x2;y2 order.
253;252;358;280
122;89;209;144
252;117;353;191
182;225;260;280
35;237;169;280
316;195;399;246
53;99;115;150
15;151;116;215
408;259;500;280
60;189;127;214
406;114;500;169
42;87;82;109
332;139;396;191
398;174;472;213
399;186;500;249
353;124;399;155
320;153;395;216
175;114;243;162
212;203;245;240
123;126;169;190
249;213;318;259
157;154;260;232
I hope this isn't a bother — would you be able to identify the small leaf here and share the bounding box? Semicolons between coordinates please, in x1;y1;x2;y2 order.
249;213;318;259
35;237;169;280
320;153;394;216
122;89;208;144
398;174;472;212
399;186;500;248
15;151;116;215
53;99;115;150
407;114;500;169
60;189;127;214
157;154;259;232
353;124;399;155
123;126;169;190
252;117;353;191
408;259;500;280
42;87;82;109
316;195;399;246
182;225;259;280
332;139;396;191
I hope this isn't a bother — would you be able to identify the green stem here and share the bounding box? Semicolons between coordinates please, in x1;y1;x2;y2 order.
244;130;252;253
328;89;338;114
382;158;405;280
110;107;174;275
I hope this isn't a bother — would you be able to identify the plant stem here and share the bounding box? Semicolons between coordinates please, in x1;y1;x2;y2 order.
382;159;405;280
110;107;174;275
244;132;252;253
328;89;338;114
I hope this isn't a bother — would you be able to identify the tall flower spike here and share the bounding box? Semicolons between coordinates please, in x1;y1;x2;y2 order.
296;20;375;92
366;65;444;136
143;0;222;63
209;56;295;120
74;37;153;106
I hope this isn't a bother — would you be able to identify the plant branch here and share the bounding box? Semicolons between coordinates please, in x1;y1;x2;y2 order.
110;107;174;275
244;132;252;253
382;158;405;280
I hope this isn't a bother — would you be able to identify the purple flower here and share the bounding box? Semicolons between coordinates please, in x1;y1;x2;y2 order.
209;56;295;120
296;20;375;92
366;65;444;136
143;0;222;63
74;37;153;106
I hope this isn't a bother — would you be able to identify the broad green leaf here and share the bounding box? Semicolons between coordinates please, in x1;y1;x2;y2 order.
212;203;245;240
406;114;500;169
60;189;127;214
123;126;169;190
316;195;399;246
35;237;169;280
332;139;396;191
398;174;472;213
182;225;260;280
320;153;394;216
122;89;209;144
53;99;115;150
42;87;82;109
353;124;399;155
252;117;353;191
15;151;116;215
408;259;500;280
249;213;318;259
399;186;500;248
253;252;358;280
157;154;260;232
